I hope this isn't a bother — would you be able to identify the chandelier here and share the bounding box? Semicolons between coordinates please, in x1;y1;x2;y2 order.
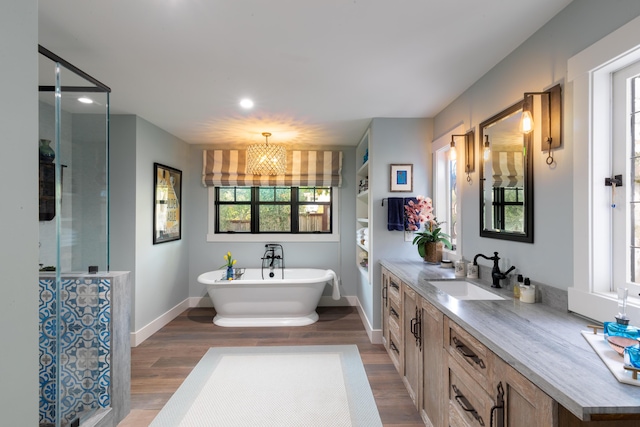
246;132;287;175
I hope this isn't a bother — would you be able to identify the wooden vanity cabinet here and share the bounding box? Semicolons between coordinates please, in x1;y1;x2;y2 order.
381;268;403;374
420;297;444;427
402;283;421;408
381;267;639;427
491;356;555;427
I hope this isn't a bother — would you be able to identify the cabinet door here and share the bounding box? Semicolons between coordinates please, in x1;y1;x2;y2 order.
492;356;555;427
381;268;390;349
420;297;444;427
402;283;421;409
447;356;495;427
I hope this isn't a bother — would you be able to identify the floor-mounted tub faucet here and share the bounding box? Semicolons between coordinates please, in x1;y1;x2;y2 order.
473;251;515;288
262;243;285;279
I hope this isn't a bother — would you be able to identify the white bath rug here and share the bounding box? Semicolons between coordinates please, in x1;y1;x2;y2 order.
150;345;382;427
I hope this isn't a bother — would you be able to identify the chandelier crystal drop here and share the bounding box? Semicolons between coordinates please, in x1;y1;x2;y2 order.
246;132;287;175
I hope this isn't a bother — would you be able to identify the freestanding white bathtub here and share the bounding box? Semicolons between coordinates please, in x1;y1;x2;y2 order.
197;268;339;327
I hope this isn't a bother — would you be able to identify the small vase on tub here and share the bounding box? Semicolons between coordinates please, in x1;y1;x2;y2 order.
221;251;237;280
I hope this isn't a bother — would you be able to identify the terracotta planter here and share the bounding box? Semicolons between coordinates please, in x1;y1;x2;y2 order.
422;242;443;264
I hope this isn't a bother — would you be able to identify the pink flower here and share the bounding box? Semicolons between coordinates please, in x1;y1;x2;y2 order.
404;195;434;231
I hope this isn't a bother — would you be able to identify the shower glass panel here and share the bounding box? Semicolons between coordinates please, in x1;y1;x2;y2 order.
38;46;110;427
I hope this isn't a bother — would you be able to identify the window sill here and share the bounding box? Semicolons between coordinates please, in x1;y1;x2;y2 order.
568;288;640;324
207;233;340;243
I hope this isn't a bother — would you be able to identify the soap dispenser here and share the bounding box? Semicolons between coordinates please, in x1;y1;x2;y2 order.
520;277;535;303
513;274;523;299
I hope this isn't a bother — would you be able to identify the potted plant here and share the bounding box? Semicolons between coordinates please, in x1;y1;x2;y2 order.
405;196;452;263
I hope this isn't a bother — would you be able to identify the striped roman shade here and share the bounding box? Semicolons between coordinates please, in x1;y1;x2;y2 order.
202;149;343;187
492;150;524;188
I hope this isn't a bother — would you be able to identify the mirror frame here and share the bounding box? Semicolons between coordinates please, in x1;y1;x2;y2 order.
478;100;534;243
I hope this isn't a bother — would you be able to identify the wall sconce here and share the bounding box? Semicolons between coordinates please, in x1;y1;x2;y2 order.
450;129;475;182
521;84;562;165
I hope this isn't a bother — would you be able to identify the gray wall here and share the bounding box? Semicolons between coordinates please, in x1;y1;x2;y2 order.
364;118;432;329
1;0;39;423
110;115;190;332
186;144;357;301
433;0;640;291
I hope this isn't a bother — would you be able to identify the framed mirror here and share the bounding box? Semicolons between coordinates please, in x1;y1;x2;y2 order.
479;100;533;243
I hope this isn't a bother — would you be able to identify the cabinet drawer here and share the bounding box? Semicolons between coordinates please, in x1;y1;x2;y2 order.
388;309;401;342
388;274;402;305
448;357;495;427
446;318;492;390
388;335;403;374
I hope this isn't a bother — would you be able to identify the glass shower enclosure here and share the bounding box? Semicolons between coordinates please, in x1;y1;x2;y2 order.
38;45;111;427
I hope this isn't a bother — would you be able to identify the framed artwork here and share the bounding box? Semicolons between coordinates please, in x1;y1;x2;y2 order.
153;163;182;244
390;164;413;192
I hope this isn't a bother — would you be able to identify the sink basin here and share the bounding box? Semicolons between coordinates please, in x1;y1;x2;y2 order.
428;280;505;301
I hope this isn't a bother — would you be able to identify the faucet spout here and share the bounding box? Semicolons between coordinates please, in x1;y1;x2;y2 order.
474;252;514;288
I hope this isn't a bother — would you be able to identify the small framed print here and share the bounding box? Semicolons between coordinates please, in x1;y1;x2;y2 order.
390;164;413;192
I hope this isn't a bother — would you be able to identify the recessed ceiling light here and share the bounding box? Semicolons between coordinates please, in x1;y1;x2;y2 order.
78;97;94;104
239;98;254;109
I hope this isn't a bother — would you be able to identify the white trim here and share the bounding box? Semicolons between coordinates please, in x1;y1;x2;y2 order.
569;14;640;323
130;298;191;347
354;296;383;344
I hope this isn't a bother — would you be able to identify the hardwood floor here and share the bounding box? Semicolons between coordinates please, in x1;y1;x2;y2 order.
117;306;424;426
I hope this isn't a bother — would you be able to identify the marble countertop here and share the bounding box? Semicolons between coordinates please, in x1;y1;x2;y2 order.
380;259;640;421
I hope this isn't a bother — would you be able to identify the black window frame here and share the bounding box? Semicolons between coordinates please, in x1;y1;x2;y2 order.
215;186;333;234
491;187;524;230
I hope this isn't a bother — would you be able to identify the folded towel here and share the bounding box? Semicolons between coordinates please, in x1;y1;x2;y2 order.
387;197;405;231
328;269;341;300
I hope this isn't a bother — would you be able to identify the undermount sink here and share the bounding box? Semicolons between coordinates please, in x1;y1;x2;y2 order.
428;280;505;301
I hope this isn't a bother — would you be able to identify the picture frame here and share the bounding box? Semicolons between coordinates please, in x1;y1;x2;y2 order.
390;164;413;192
153;163;182;244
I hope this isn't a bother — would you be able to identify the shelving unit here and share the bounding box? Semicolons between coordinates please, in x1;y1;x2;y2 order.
356;130;371;282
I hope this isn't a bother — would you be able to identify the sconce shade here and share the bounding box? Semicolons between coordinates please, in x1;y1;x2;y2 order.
483;135;491;161
520;110;534;134
246;132;287;175
450;139;457;160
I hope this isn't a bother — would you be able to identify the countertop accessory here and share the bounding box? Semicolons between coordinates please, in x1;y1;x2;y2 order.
582;331;640;385
520;277;535;303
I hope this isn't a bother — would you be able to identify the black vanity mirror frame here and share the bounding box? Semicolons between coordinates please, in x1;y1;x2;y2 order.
478;100;534;243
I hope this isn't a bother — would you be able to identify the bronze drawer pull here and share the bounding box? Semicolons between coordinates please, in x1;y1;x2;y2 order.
390;307;399;318
390;281;400;290
453;336;486;369
382;284;388;307
452;384;485;426
490;382;505;427
390;341;400;354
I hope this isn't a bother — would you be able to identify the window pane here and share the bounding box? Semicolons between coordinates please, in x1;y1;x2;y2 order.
505;206;524;232
259;205;291;232
219;188;236;201
218;205;251;232
299;205;331;232
299;187;331;202
259;187;274;201
275;188;290;201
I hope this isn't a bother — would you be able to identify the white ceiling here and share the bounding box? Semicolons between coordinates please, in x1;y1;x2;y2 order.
38;0;572;147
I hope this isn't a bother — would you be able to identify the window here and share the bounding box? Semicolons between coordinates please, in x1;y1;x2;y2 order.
568;15;640;323
433;133;459;252
215;186;332;234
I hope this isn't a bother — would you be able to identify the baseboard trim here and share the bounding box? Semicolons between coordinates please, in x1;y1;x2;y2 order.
354;297;383;345
130;298;190;347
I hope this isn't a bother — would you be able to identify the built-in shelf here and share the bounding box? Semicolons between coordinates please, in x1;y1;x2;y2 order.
358;264;368;276
357;160;369;177
357;217;369;224
357;189;369;199
357;242;369;252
